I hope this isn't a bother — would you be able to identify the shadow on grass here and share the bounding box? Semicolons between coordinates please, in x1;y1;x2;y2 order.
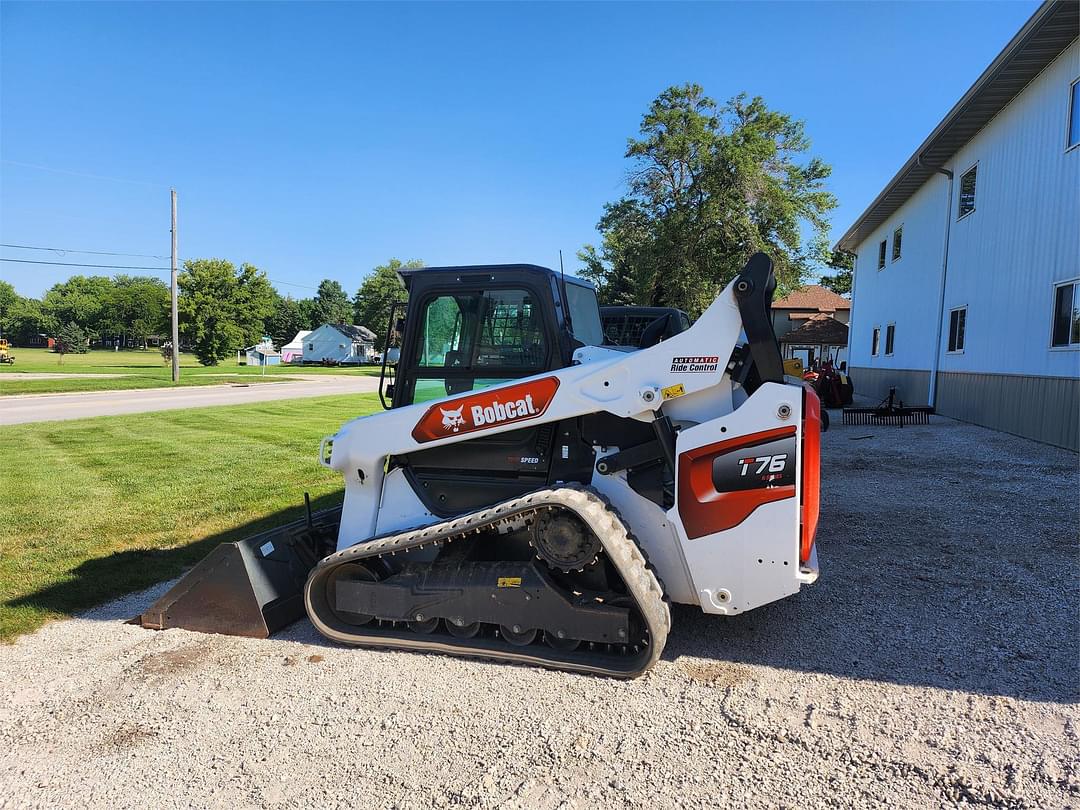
4;492;344;633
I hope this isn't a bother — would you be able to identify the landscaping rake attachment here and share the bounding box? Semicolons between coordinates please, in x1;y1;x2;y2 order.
843;388;933;427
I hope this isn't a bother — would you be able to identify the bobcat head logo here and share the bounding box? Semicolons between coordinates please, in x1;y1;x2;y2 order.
440;405;466;432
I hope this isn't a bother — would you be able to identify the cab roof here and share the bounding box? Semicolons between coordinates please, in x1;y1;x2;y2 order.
396;264;595;291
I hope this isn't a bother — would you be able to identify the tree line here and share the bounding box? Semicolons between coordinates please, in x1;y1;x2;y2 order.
0;258;421;365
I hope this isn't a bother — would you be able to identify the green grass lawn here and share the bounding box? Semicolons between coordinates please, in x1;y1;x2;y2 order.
0;347;382;395
0;392;382;641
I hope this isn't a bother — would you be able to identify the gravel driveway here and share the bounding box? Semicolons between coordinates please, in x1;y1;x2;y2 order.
1;416;1077;809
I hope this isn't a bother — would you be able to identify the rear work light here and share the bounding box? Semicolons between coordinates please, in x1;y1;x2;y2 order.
800;387;821;563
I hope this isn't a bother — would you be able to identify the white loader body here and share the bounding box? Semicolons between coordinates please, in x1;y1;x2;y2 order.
323;273;820;616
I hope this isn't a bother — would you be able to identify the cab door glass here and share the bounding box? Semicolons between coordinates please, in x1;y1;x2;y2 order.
564;283;604;346
409;289;548;403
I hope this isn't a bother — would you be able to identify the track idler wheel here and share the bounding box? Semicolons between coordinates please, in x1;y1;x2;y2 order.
408;616;440;634
446;619;481;639
544;630;580;652
327;563;379;626
499;625;537;646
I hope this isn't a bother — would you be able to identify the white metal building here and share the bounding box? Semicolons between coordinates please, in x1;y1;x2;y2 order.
837;1;1079;449
280;330;311;364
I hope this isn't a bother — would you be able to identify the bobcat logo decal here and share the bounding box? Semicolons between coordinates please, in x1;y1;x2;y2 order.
411;377;560;444
440;405;466;432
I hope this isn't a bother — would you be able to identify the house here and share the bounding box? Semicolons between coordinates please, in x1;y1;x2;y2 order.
835;0;1079;450
780;314;849;371
771;285;851;368
25;334;54;349
280;330;312;364
303;323;378;365
244;339;281;366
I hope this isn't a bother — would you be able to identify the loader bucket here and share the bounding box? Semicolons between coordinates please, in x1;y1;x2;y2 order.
139;506;341;638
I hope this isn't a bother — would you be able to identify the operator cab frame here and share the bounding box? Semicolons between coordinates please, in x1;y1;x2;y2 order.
388;264;602;409
382;264;606;518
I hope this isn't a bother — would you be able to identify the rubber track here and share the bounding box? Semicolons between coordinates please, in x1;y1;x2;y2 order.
304;485;671;678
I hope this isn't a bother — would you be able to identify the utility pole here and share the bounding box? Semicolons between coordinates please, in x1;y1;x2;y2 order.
170;188;180;382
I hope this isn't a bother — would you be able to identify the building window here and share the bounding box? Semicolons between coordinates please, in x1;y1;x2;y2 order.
891;227;903;261
877;240;887;270
958;165;977;219
885;323;895;356
948;307;966;352
1051;280;1079;348
871;326;880;356
1068;78;1080;150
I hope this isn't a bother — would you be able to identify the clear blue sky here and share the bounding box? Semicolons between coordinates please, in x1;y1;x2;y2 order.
0;1;1038;299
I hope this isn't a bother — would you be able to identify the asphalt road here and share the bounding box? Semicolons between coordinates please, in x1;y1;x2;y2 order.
0;376;380;425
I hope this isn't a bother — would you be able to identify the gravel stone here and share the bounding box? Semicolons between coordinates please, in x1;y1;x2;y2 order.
0;415;1076;808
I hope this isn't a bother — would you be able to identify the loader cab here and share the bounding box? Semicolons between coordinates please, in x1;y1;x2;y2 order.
389;264;601;409
383;265;605;517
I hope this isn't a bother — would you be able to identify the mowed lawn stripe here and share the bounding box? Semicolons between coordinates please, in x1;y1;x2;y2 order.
0;348;381;395
0;393;381;641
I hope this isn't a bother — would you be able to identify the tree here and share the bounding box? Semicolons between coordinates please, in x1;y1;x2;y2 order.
4;296;55;345
55;322;89;356
177;259;276;365
578;200;651;306
819;250;854;296
265;293;317;348
312;279;352;325
296;297;318;330
101;276;169;348
0;281;17;337
353;259;423;350
41;275;115;340
580;85;837;317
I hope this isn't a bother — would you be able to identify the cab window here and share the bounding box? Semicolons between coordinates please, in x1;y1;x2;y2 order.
410;289;548;403
564;283;603;347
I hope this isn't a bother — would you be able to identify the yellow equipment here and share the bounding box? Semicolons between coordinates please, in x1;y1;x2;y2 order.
0;339;14;365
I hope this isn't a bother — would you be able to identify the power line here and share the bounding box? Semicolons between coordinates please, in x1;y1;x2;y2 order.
266;278;320;291
1;243;169;260
0;257;169;271
0;256;323;292
0;159;167;188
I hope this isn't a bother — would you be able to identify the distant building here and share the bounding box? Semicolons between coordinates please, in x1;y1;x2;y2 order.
835;1;1079;449
771;285;851;368
303;324;378;365
280;330;312;364
244;339;281;366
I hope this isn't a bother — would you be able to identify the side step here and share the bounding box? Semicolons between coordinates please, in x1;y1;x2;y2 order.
138;506;341;638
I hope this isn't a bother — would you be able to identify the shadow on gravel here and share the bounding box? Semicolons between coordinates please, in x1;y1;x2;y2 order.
664;419;1080;704
6;493;344;627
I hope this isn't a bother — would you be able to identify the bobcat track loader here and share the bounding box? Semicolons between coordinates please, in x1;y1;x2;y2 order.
140;253;822;678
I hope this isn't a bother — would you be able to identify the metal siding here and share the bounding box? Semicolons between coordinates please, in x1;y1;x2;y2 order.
850;41;1079;397
848;176;949;392
936;371;1079;450
942;40;1080;379
849;366;932;406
